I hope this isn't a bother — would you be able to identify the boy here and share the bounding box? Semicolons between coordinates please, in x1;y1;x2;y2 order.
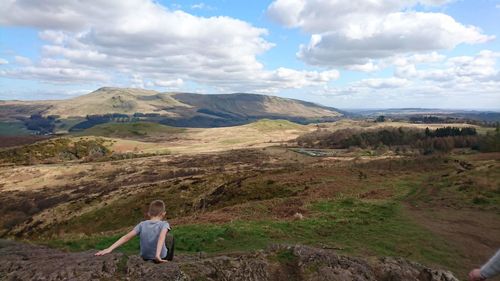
95;200;171;263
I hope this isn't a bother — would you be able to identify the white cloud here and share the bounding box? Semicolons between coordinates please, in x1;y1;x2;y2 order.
38;30;67;44
1;66;110;84
396;51;500;89
355;77;410;89
0;0;338;92
392;50;500;83
14;56;32;65
152;78;184;88
0;58;8;65
345;62;380;72
268;0;455;32
319;50;500;109
297;12;491;67
264;68;339;90
268;0;492;68
191;3;214;10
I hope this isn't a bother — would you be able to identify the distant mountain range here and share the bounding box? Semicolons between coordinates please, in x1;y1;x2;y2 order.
349;108;500;123
0;87;344;130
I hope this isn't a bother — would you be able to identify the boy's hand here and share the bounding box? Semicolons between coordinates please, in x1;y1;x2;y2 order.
468;269;486;281
154;256;168;263
94;248;112;256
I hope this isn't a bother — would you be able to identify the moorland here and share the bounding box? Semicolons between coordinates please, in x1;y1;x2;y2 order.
0;88;499;280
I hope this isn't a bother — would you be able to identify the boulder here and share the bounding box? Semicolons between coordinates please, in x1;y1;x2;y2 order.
0;240;459;281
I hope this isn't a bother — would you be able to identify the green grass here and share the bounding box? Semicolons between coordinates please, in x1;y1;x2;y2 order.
0;137;111;164
47;174;301;237
54;118;86;133
0;121;34;136
78;122;185;138
401;161;500;209
272;248;297;264
55;184;195;236
248;119;305;132
42;198;461;272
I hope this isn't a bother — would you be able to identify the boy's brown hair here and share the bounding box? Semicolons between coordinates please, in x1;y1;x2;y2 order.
148;200;166;217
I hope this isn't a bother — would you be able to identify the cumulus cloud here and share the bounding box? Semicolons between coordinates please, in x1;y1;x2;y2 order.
418;51;500;86
14;56;32;65
1;66;110;83
0;0;338;92
152;78;184;88
191;3;214;10
262;68;339;90
267;0;492;68
355;77;410;89
0;58;8;65
319;50;500;109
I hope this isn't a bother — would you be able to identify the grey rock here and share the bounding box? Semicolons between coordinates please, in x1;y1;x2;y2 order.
0;240;459;281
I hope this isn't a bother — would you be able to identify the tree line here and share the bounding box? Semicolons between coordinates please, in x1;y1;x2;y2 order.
296;126;500;153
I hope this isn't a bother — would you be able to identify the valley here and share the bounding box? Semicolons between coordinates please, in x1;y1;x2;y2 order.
0;88;499;280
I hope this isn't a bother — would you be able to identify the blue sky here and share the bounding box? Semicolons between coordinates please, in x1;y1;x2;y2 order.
0;0;499;109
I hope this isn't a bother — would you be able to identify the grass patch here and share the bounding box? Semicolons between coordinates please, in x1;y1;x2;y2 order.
272;248;297;264
78;122;185;138
42;198;460;272
54;118;85;133
248;119;305;132
0;121;34;136
53;184;197;236
0;137;111;164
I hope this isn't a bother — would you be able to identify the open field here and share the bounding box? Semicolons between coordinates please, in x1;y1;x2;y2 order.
76;122;186;139
0;119;499;280
0;121;36;136
77;119;314;155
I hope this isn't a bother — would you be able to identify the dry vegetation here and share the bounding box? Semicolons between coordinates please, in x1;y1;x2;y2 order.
0;119;498;278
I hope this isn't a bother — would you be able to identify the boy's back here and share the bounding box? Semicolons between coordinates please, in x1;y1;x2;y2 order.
134;220;171;260
95;200;171;263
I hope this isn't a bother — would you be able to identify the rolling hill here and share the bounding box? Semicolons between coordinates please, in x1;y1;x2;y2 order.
77;122;185;139
0;87;343;130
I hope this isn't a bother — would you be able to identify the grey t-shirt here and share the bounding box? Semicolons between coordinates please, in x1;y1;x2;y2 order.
481;249;500;279
133;220;171;259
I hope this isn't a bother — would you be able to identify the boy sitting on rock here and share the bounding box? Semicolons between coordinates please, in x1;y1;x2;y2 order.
95;200;172;263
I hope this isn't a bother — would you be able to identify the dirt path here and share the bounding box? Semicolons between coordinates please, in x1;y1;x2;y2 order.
404;205;500;280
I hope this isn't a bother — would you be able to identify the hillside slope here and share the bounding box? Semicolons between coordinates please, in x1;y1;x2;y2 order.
0;88;343;128
171;92;342;119
45;87;189;117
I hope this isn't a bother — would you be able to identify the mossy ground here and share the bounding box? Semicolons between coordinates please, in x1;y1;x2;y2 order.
43;197;462;273
3;146;498;279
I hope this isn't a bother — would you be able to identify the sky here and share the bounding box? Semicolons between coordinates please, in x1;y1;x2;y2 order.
0;0;499;109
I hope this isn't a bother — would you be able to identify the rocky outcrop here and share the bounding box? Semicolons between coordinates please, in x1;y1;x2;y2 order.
0;240;458;281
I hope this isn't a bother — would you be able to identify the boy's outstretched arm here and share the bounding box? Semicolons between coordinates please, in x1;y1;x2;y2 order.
154;228;169;263
94;229;137;256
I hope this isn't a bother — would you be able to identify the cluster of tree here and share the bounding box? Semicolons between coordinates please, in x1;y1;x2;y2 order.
70;113;133;131
478;126;500;152
409;116;446;123
23;114;57;134
415;136;479;154
425;126;477;137
296;126;499;154
409;115;499;127
297;127;425;149
133;112;161;117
